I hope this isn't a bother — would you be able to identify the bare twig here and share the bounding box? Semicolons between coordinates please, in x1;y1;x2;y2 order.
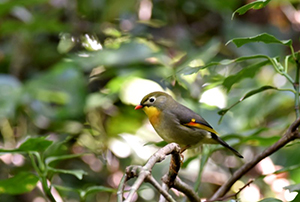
117;174;128;202
158;183;170;202
209;118;300;201
159;149;182;202
206;179;254;202
119;143;181;202
146;175;176;202
165;149;182;187
173;177;201;202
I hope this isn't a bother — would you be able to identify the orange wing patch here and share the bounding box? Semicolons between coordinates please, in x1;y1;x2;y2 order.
184;119;218;135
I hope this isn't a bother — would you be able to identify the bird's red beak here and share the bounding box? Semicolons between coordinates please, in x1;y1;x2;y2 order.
135;104;143;110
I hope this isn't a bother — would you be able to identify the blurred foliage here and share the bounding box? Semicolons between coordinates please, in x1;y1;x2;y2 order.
1;0;300;201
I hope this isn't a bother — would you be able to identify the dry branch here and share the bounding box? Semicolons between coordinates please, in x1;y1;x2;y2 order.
118;143;182;202
209;118;300;201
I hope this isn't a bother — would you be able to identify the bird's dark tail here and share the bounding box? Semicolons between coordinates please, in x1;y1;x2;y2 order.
211;133;243;158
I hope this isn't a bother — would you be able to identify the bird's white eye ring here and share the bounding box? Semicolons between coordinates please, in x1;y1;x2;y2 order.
149;97;156;103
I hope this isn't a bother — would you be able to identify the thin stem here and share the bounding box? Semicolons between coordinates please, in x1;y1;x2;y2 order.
41;177;56;202
276;88;296;94
29;152;42;176
294;53;300;118
290;44;296;61
29;152;56;202
193;147;209;192
117;174;127;202
271;57;294;84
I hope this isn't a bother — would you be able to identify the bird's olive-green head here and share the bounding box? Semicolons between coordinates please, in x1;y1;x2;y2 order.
135;91;173;110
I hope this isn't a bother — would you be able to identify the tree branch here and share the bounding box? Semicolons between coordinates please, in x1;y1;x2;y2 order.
146;175;176;202
118;143;182;202
173;177;201;202
209;118;300;201
207;179;254;202
159;147;182;202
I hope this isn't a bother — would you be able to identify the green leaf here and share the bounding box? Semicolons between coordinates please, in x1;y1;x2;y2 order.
218;86;278;122
244;136;280;146
45;153;86;165
227;33;292;48
137;19;166;28
186;54;271;75
143;141;168;147
48;168;87;180
0;137;53;153
0;75;22;119
0;0;49;17
102;27;122;37
258;198;283;202
74;41;155;70
0;172;39;194
274;164;300;175
284;184;300;193
232;0;271;19
176;38;221;75
17;137;53;152
223;60;270;92
25;61;86;120
80;185;116;198
57;33;76;54
53;185;116;199
242;85;278;100
222;128;269;145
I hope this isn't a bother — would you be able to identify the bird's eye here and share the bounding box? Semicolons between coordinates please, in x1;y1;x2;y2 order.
149;97;156;103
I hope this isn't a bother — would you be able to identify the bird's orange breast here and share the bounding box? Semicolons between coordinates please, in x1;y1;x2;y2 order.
143;106;161;127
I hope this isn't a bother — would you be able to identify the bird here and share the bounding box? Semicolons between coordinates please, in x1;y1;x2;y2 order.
135;91;243;158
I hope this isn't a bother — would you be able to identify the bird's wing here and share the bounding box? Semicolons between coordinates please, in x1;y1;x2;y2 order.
182;118;219;136
171;105;218;135
171;105;243;158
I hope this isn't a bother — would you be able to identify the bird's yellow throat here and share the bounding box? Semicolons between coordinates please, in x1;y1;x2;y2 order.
143;106;161;126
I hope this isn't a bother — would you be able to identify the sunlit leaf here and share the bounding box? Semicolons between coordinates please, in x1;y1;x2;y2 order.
227;33;292;48
222;60;270;92
80;185;116;198
57;33;76;54
75;41;155;70
218;86;278;122
143;141;168;147
0;172;39;194
48;168;87;180
17;137;53;152
102;27;122;37
176;38;221;75
185;54;271;75
0;137;53;154
45;153;87;165
232;0;271;19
